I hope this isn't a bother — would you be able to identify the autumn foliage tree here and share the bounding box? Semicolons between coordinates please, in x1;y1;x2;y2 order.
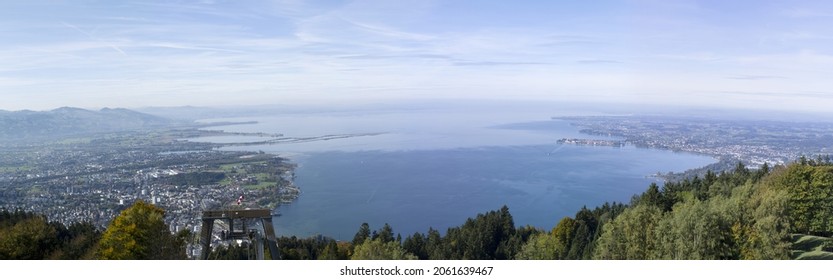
96;200;188;260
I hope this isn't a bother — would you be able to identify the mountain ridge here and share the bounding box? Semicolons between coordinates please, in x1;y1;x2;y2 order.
0;107;179;143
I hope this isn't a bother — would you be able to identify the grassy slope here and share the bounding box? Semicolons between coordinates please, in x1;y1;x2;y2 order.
790;234;833;260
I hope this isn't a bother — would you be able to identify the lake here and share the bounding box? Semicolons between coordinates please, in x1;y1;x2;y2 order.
192;107;715;239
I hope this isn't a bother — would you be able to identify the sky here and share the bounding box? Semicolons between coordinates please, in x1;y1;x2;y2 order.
1;0;832;112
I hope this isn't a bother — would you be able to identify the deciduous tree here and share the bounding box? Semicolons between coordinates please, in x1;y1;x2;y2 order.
96;200;187;259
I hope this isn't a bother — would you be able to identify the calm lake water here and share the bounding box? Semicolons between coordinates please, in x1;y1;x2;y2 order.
193;107;715;239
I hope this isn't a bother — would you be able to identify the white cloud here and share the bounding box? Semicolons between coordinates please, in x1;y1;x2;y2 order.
1;0;832;112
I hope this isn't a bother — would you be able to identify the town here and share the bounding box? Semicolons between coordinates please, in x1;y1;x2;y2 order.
0;128;300;237
556;115;833;172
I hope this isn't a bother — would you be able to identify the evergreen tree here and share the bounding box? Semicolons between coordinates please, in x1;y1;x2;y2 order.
425;227;445;259
566;206;598;259
402;232;428;260
763;164;833;236
0;216;58;259
551;217;577;259
641;182;662;207
317;240;343;260
352;223;371;246
351;239;416;260
375;223;395;243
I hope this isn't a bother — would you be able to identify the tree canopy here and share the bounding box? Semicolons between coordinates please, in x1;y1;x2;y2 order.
0;209;100;260
96;200;188;260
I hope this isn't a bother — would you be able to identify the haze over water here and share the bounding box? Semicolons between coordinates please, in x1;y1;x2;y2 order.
195;106;715;239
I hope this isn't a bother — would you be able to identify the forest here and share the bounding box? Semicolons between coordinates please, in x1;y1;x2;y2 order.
2;158;832;260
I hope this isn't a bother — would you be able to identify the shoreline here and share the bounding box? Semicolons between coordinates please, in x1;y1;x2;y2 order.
185;115;730;239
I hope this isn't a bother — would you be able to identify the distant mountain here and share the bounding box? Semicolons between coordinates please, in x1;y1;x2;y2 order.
133;106;228;121
0;107;179;142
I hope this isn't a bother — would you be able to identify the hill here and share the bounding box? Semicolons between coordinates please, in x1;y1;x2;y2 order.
0;107;179;143
791;234;833;260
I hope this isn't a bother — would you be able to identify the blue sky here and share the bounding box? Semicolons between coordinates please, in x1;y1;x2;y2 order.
1;0;832;111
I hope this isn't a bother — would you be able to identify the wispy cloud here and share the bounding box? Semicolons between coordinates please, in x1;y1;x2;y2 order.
145;42;246;54
783;8;833;18
61;22;128;56
1;1;832;111
452;61;551;67
655;52;724;62
719;90;833;98
725;75;786;80
539;35;606;47
340;18;435;42
577;60;621;64
124;1;266;21
337;53;450;60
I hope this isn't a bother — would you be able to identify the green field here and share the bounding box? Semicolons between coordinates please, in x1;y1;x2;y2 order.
0;165;32;172
242;181;275;190
217;161;277;189
55;137;92;145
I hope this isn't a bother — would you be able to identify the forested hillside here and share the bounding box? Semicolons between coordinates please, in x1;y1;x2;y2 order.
243;158;831;260
533;158;833;260
0;200;189;260
0;209;100;259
